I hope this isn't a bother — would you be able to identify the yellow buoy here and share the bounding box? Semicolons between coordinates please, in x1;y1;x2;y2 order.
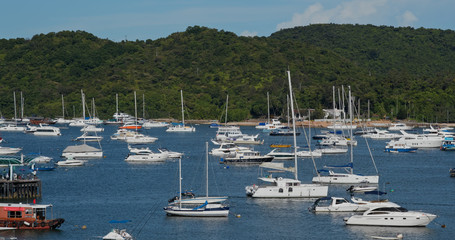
81;225;87;229
236;214;241;218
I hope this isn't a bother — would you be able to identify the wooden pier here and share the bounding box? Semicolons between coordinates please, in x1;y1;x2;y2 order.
0;178;42;199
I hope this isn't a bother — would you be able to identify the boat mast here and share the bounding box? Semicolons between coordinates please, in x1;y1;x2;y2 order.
62;94;65;119
349;86;353;174
267;92;270;124
179;157;182;209
225;95;229;125
287;70;298;180
115;93;119;121
81;89;85;119
332;86;336;130
134;91;138;131
287;95;290;127
142;93;145;120
13;92;17;123
206;141;209;199
180;90;185;126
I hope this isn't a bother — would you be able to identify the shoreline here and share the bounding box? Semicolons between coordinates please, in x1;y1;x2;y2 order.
157;118;455;128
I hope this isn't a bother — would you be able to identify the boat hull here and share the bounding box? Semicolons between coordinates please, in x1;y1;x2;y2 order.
312;174;379;184
0;218;65;230
246;184;328;198
345;213;436;227
164;205;229;217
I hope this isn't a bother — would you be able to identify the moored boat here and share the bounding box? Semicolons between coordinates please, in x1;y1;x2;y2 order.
0;202;64;230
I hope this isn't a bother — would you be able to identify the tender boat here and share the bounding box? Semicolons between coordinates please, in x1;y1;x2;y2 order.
56;159;85;166
344;206;437;227
0;202;64;230
103;228;134;240
441;137;455;151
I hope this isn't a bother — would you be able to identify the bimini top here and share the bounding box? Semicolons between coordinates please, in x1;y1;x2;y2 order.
63;144;101;153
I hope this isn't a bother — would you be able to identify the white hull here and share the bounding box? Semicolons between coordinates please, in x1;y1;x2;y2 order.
57;160;85;166
125;153;168;162
0;126;26;132
0;147;22;155
166;125;195;132
246;183;328;198
319;148;348;154
124;136;157;144
33;132;61;136
142;121;169;128
164;208;229;217
345;212;436;226
312;174;379;184
62;152;103;159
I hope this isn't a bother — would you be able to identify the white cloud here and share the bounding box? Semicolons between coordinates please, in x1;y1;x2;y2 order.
240;30;258;37
276;0;388;31
399;10;418;26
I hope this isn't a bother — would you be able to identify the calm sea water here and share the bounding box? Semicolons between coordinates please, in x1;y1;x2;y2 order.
0;124;452;240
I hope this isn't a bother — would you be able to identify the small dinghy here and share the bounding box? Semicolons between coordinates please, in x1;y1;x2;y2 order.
370;234;403;239
56;158;85;166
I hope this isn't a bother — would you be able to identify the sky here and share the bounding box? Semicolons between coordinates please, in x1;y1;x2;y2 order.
1;0;454;42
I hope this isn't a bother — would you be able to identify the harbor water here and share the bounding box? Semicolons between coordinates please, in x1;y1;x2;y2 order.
0;124;453;239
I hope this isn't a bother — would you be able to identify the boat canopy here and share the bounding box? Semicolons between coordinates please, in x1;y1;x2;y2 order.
63;144;101;153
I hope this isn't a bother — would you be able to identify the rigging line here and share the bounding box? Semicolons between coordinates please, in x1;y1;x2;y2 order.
133;202;162;238
292;89;319;175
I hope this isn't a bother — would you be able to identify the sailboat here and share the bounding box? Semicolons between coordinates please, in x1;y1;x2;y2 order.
123;92;157;144
0;92;26;132
312;86;379;184
164;142;229;217
166;90;195;132
55;95;73;124
245;71;328;198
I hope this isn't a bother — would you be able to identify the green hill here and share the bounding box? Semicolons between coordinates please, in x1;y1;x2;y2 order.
0;24;454;122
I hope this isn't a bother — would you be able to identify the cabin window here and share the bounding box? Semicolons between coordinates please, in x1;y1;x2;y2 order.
36;208;46;220
7;211;22;218
289;187;293;192
25;209;32;214
279;188;283;193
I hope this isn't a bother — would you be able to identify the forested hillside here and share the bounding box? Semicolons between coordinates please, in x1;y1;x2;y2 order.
0;24;454;122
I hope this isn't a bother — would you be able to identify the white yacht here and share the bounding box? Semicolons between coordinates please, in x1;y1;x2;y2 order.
344;206;437;227
0;124;26;132
62;144;103;159
309;196;400;212
124;133;158;144
394;130;444;148
245;71;328;198
157;148;183;158
80;125;104;132
142;120;169;128
221;149;274;164
75;132;103;142
0;146;22;155
210;143;250;157
364;129;402;139
266;148;294;160
388;123;413;131
125;152;168;162
26;124;61;136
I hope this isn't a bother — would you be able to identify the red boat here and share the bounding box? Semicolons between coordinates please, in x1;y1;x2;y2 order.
0;203;64;230
119;123;142;130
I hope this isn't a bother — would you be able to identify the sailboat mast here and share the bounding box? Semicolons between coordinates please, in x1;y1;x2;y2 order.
225;95;229;125
332;86;336;128
81;89;85;119
179;157;182;209
180;90;184;125
206;141;209;199
287;71;298;180
349;86;353;174
13;92;17;122
62;94;65;119
134;91;138;130
116;93;119;119
267;92;270;124
20;92;24;119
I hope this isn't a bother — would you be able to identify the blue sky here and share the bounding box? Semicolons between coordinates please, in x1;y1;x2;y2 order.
1;0;454;41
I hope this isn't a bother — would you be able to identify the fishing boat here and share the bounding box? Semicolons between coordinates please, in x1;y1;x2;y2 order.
0;202;64;230
245;71;328;198
344;206;437;227
166;90;196;132
164;142;229;217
